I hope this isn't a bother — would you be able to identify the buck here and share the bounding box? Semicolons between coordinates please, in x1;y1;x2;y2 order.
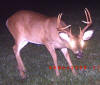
6;8;94;78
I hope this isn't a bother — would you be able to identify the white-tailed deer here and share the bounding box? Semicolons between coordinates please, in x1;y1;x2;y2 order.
6;8;94;78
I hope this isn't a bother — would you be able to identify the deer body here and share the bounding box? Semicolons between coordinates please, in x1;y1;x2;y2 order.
6;9;94;78
7;10;72;78
7;11;67;48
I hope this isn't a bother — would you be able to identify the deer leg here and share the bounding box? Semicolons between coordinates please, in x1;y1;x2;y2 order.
61;48;77;76
13;39;28;78
45;43;59;76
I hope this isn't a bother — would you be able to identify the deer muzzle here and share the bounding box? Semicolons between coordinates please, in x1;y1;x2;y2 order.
75;50;83;59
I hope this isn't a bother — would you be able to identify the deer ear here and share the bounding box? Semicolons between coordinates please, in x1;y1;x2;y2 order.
83;30;94;40
59;33;70;42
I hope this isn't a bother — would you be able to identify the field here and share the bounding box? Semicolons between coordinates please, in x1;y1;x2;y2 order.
0;6;100;85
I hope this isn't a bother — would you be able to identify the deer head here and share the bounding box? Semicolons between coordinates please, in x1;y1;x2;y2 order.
58;8;94;58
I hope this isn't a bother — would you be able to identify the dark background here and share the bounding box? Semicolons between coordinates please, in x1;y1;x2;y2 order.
0;0;100;34
0;0;99;16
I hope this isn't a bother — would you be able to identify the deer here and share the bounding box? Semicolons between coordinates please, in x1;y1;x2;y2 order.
6;8;94;78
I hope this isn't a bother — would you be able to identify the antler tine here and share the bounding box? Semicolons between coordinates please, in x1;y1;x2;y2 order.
57;13;71;31
59;13;62;20
81;8;92;33
85;8;92;23
57;13;62;28
60;25;71;30
83;8;89;23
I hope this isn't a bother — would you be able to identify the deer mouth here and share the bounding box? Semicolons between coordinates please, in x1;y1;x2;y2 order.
77;55;83;58
76;51;83;59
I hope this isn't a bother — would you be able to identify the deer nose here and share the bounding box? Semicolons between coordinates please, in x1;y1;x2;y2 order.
76;50;83;59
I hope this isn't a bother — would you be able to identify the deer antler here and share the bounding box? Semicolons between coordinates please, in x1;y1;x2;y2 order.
57;13;62;28
80;8;92;36
57;13;71;31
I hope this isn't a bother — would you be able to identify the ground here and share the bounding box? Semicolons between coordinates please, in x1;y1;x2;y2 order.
0;5;100;85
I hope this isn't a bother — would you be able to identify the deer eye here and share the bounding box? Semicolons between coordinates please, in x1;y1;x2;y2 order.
80;40;85;47
70;40;76;48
